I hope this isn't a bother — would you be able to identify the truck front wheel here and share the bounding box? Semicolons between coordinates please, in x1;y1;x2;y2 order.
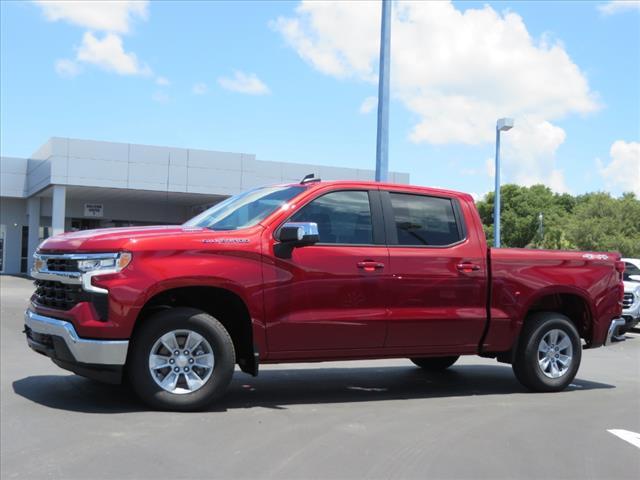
410;356;459;371
128;307;236;411
512;312;581;392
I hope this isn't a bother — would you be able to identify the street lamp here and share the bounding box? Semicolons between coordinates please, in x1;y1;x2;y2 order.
493;117;514;248
538;212;544;241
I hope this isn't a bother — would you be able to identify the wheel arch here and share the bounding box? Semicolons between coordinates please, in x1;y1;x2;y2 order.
522;287;595;343
490;287;595;364
132;284;259;375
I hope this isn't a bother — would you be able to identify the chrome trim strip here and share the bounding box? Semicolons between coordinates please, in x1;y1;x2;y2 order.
25;310;129;365
31;270;82;284
605;317;626;345
81;269;117;294
37;253;120;261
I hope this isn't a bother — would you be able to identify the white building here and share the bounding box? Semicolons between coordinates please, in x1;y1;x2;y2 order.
0;137;409;274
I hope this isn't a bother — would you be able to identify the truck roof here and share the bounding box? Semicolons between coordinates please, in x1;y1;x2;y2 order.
285;179;476;203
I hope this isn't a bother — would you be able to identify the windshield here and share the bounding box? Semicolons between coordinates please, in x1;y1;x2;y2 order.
624;262;640;282
184;185;305;231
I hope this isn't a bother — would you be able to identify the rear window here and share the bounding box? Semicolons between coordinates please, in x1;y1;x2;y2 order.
389;193;463;246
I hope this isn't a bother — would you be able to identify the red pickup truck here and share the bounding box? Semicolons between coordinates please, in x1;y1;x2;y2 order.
25;179;626;410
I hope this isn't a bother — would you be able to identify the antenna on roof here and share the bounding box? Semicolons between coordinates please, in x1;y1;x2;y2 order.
300;173;321;184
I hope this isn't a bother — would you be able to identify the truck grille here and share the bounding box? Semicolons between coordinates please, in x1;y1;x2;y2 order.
46;257;78;272
33;279;85;310
623;292;634;309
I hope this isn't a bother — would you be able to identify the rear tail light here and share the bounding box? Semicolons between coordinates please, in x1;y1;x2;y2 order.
615;261;625;285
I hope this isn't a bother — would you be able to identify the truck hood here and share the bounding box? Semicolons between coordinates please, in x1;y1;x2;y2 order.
38;225;208;252
624;280;640;293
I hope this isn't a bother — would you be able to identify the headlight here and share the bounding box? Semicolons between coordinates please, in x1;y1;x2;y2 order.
77;252;132;273
33;256;46;272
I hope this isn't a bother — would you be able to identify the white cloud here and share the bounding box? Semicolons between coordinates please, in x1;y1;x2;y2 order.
598;1;640;15
156;76;170;86
34;1;152;79
271;2;379;80
359;96;377;114
218;71;270;95
501;118;569;192
486;157;495;178
54;58;81;77
273;1;599;191
34;0;148;33
482;119;568;192
598;140;640;195
76;32;151;76
192;82;208;95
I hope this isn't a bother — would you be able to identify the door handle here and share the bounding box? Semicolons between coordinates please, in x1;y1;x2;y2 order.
357;261;385;272
456;262;481;273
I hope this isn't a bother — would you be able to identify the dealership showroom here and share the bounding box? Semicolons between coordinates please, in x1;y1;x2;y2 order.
0;137;409;274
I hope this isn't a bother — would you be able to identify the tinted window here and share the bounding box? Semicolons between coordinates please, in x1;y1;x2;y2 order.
290;191;373;244
389;193;462;246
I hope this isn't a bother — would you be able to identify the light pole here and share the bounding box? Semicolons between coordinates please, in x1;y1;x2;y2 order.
538;212;544;242
375;0;391;182
493;117;514;248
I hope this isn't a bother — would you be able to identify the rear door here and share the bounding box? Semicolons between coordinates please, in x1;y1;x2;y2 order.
262;188;390;352
382;190;487;350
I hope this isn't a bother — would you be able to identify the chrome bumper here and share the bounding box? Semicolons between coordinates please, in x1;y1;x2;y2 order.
24;310;129;365
605;317;627;345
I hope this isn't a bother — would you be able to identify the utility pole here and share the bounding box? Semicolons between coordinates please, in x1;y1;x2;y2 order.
375;0;391;182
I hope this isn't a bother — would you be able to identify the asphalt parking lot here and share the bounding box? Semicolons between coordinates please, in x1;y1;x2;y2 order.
1;275;639;479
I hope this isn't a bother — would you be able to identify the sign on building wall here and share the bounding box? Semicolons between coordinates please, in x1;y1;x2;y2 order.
84;203;104;218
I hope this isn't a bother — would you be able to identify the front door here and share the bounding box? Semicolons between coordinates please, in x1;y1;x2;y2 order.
263;189;389;353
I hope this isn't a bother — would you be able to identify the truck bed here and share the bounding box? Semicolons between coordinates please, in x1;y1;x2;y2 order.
483;248;623;351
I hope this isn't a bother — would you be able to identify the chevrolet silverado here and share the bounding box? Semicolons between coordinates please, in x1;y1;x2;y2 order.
25;179;626;410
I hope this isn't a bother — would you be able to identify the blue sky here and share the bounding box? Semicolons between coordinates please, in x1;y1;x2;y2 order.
1;0;639;199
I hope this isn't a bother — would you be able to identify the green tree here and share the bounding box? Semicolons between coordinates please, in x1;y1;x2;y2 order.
476;184;574;248
566;192;640;257
475;186;640;256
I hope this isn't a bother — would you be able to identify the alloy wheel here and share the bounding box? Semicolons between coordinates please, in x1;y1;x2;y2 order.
148;329;215;394
537;329;573;379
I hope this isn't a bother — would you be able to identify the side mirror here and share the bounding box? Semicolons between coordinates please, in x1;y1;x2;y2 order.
278;222;319;245
629;275;640;282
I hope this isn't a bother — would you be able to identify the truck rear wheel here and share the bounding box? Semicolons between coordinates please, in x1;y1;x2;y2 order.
128;307;235;411
512;312;581;392
410;356;459;371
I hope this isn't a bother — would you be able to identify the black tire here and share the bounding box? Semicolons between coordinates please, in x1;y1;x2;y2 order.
410;356;459;371
512;312;581;392
128;307;236;411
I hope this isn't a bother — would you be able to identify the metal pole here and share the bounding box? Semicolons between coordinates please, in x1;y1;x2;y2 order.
493;127;501;248
375;0;391;182
538;212;544;242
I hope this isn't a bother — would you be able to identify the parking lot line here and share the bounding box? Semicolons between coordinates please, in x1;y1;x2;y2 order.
607;429;640;449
